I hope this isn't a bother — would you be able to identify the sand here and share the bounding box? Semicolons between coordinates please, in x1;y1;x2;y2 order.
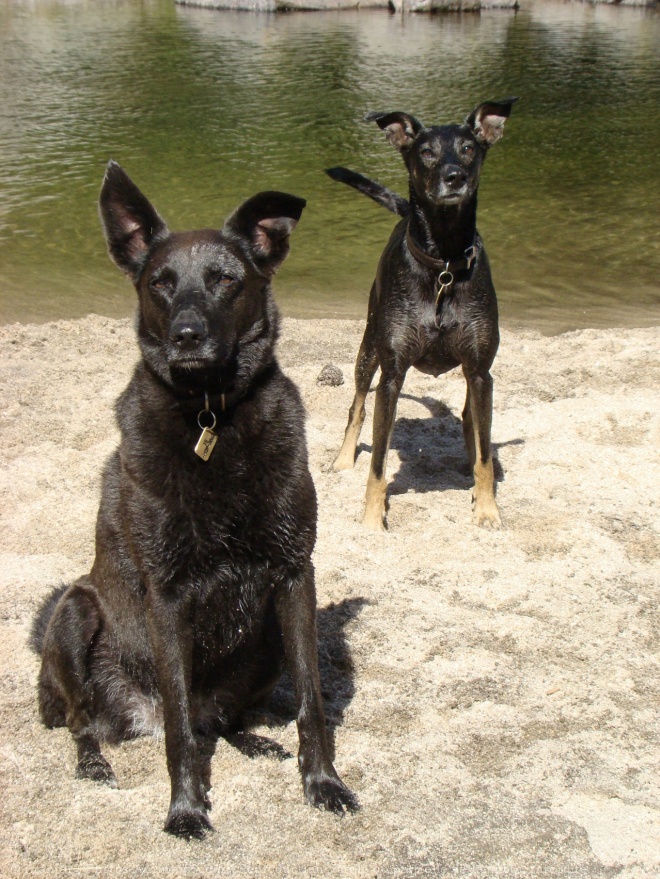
0;314;658;878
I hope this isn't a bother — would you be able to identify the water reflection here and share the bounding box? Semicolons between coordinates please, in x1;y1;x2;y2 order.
0;0;658;332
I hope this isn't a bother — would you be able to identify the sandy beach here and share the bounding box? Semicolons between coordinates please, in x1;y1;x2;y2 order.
0;314;658;878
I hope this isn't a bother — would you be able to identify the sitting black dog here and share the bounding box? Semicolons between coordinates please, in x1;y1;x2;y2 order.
31;162;357;838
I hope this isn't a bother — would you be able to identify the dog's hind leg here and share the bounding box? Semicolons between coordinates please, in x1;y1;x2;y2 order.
38;582;117;786
363;367;404;531
463;369;502;529
334;310;379;471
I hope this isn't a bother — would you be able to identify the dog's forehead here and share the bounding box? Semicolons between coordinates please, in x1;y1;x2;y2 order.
154;230;246;274
419;124;475;148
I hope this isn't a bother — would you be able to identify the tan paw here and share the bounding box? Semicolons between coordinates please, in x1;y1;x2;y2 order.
333;449;356;471
362;507;386;532
473;496;502;529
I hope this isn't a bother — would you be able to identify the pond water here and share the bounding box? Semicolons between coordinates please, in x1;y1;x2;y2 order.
1;0;659;333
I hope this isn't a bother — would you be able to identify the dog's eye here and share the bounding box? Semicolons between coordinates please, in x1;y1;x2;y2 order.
461;143;476;156
420;148;434;159
149;277;172;294
208;272;235;288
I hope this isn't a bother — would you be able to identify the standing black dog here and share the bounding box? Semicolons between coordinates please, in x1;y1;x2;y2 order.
330;99;518;531
31;162;357;839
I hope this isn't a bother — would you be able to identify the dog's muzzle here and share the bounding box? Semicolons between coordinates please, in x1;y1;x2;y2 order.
435;165;471;203
169;309;208;352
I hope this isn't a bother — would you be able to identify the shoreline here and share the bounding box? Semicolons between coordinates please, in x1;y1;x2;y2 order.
1;315;659;878
3;300;660;338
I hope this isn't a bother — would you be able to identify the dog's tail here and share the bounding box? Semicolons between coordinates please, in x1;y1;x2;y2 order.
325;167;410;218
30;584;68;654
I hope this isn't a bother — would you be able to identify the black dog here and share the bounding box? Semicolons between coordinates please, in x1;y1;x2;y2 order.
330;99;518;530
31;162;357;839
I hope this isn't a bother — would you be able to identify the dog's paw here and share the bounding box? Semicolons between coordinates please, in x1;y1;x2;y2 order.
164;807;213;840
473;497;502;529
76;754;118;788
304;773;360;816
333;452;355;471
363;476;388;531
362;511;386;532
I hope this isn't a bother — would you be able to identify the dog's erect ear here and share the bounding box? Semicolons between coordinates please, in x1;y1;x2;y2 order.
466;97;519;146
366;112;424;152
223;191;306;275
99;161;169;280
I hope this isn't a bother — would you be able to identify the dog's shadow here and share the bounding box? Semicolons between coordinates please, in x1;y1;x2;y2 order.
227;597;368;762
359;392;521;496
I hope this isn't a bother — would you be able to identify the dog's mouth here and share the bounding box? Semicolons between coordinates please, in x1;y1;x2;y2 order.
433;185;470;206
166;340;223;371
428;175;476;206
166;343;238;395
439;191;465;203
168;353;215;371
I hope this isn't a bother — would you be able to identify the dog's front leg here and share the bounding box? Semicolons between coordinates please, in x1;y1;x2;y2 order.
334;313;379;471
463;368;502;529
145;591;212;839
274;567;358;814
363;369;404;531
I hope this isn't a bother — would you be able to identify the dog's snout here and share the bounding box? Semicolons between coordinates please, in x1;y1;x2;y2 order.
442;165;468;189
170;310;208;350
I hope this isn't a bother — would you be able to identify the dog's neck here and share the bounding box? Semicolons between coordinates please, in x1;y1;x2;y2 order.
166;363;278;416
136;357;279;426
407;188;478;262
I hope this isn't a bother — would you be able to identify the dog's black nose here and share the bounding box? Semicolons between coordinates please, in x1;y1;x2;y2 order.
170;311;208;350
443;166;468;189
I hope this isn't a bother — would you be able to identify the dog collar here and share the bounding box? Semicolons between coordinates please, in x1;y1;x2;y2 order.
405;226;477;306
169;389;241;415
167;361;278;416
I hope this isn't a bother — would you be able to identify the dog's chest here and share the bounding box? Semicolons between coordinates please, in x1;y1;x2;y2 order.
409;309;462;377
408;279;494;376
122;417;311;584
156;466;287;657
152;459;284;564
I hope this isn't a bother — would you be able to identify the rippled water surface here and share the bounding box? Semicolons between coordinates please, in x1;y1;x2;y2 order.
1;0;659;332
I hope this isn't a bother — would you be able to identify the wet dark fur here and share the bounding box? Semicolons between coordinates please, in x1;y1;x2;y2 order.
326;167;410;218
32;162;357;839
329;100;518;530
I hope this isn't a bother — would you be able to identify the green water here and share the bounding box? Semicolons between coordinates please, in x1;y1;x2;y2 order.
1;0;659;333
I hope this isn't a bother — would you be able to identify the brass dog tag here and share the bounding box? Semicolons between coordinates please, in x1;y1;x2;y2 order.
194;426;217;461
195;395;218;461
